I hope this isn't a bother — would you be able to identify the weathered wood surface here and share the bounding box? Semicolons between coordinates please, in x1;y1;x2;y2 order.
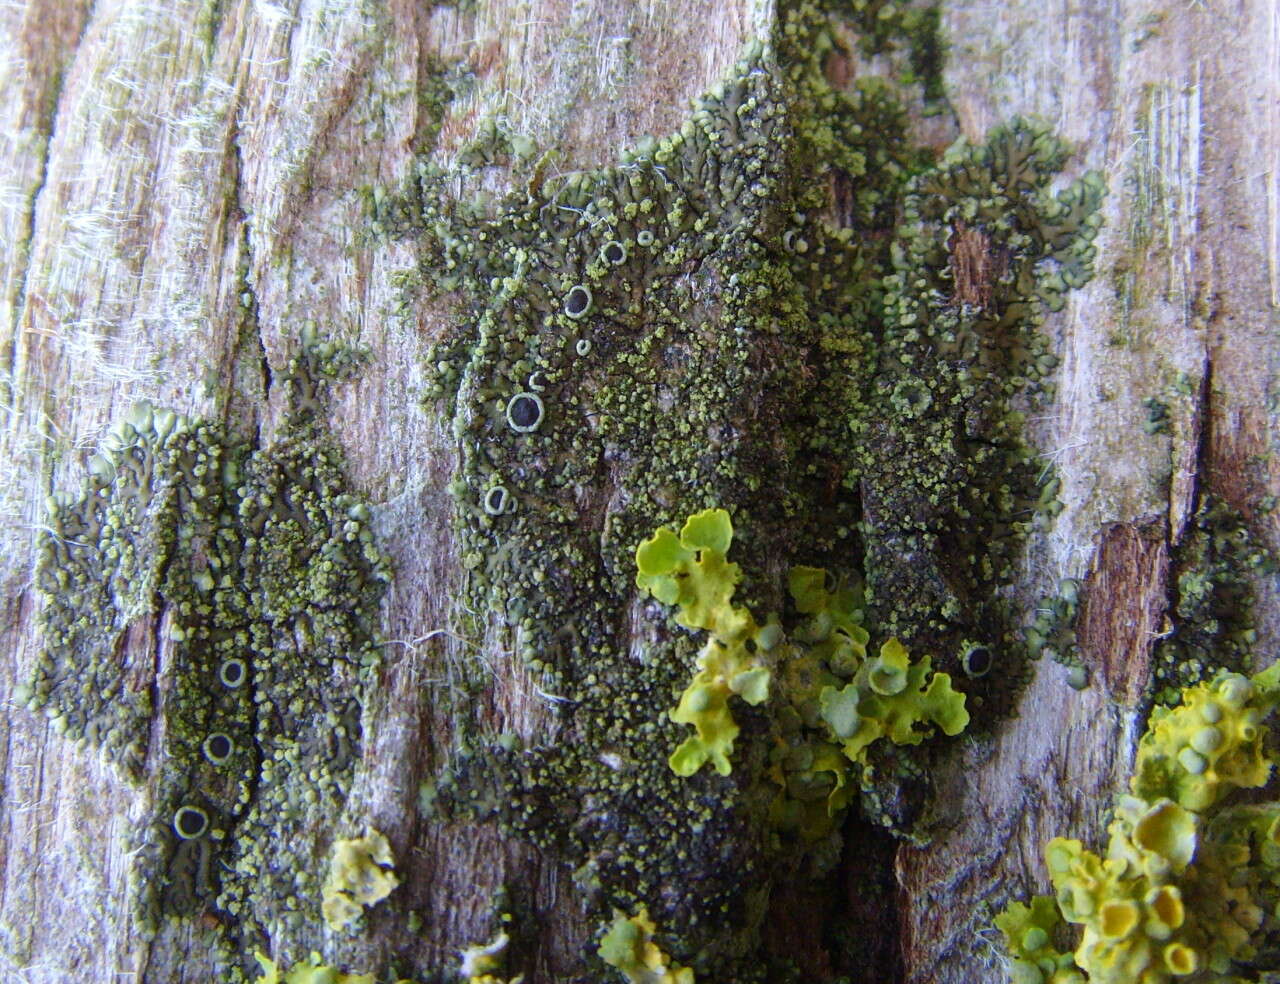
0;0;1276;982
898;3;1280;981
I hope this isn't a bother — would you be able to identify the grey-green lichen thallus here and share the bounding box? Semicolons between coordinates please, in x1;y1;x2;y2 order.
370;0;1105;979
21;332;389;970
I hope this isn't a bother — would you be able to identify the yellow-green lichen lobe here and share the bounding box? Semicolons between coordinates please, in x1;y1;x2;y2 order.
321;830;400;931
998;664;1280;983
599;908;696;984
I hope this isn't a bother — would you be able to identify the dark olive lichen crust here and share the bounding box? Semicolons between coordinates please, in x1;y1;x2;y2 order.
372;0;1104;979
1151;496;1275;707
21;336;389;971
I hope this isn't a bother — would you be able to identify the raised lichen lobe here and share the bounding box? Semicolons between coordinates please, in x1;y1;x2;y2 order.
599;908;696;984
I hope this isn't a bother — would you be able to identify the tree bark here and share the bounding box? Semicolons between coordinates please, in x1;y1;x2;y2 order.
1;1;1277;983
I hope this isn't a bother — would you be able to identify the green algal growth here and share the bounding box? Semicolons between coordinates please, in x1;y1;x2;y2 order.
1024;577;1087;686
827;0;948;105
856;119;1104;665
382;0;1104;976
22;334;389;971
998;664;1280;983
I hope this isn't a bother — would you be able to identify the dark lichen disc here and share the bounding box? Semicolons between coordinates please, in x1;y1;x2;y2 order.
505;393;544;433
484;486;512;516
203;732;233;764
218;658;247;688
564;285;592;319
962;646;993;678
173;806;209;840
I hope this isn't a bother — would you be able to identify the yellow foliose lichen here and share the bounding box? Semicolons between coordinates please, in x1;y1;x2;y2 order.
598;907;695;984
253;951;376;984
321;829;400;930
635;508;771;776
993;894;1084;984
1133;670;1278;812
998;666;1280;984
637;509;969;796
818;638;969;766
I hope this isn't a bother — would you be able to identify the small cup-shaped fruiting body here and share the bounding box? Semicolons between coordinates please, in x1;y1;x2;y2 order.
126;401;155;435
797;610;833;644
483;486;513;516
782;228;809;254
819;684;860;740
1189;725;1222;755
87;454;116;486
962;645;993;678
1177;747;1207;774
202;732;234;765
506;392;544;433
600;241;627;265
151;407;178;440
1097;898;1139;940
1144;885;1185;938
1130;799;1197;872
1020;926;1049;953
1162;942;1198;976
219;658;247;688
636;229;655;247
563;285;593;319
890;378;933;417
575;338;593;357
754;618;783;652
828;636;861;678
1217;674;1252;709
173;805;209;840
